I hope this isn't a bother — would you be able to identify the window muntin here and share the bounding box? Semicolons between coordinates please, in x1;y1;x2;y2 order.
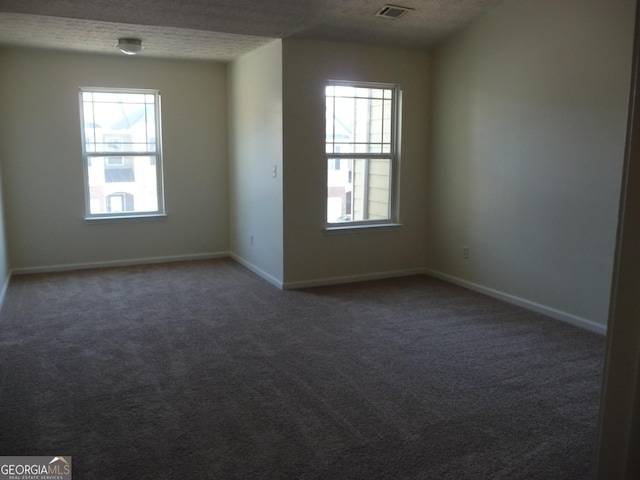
326;82;400;226
80;88;164;218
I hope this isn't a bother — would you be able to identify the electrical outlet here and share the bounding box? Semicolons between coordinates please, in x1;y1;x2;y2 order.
463;246;469;259
250;235;254;246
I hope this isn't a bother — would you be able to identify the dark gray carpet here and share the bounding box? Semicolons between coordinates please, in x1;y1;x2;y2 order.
0;259;604;479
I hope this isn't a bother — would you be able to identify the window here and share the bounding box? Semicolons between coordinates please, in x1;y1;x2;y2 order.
326;81;400;226
80;88;164;218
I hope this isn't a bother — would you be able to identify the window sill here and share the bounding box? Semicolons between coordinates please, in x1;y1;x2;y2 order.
324;223;402;235
84;213;167;224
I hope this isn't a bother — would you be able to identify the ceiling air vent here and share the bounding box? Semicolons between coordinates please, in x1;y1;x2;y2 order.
375;4;414;19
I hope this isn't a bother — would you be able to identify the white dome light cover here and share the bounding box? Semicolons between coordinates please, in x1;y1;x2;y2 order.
116;38;142;55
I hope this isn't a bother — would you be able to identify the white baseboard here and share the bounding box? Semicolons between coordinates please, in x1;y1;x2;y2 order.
229;253;284;289
11;252;230;276
228;255;424;290
425;268;607;335
282;267;426;290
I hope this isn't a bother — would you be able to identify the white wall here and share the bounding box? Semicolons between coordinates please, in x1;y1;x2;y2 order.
228;40;284;285
281;39;430;287
427;0;635;331
0;47;229;271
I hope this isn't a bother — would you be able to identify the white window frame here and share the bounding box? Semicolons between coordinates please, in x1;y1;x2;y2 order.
79;87;165;220
325;80;401;229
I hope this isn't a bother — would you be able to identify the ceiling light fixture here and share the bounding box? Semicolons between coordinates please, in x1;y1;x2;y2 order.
116;38;142;55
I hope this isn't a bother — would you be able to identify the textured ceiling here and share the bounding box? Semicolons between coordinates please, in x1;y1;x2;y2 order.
0;13;273;61
0;0;504;61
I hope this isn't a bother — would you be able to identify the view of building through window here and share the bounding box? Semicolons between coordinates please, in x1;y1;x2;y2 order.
80;89;164;218
326;82;399;225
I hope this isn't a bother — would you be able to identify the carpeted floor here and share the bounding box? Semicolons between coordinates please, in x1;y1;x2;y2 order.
0;258;604;479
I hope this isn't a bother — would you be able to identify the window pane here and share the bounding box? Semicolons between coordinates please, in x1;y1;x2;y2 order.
327;158;391;223
326;94;335;153
326;85;393;154
327;158;354;223
87;156;158;215
82;92;157;152
334;85;355;97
